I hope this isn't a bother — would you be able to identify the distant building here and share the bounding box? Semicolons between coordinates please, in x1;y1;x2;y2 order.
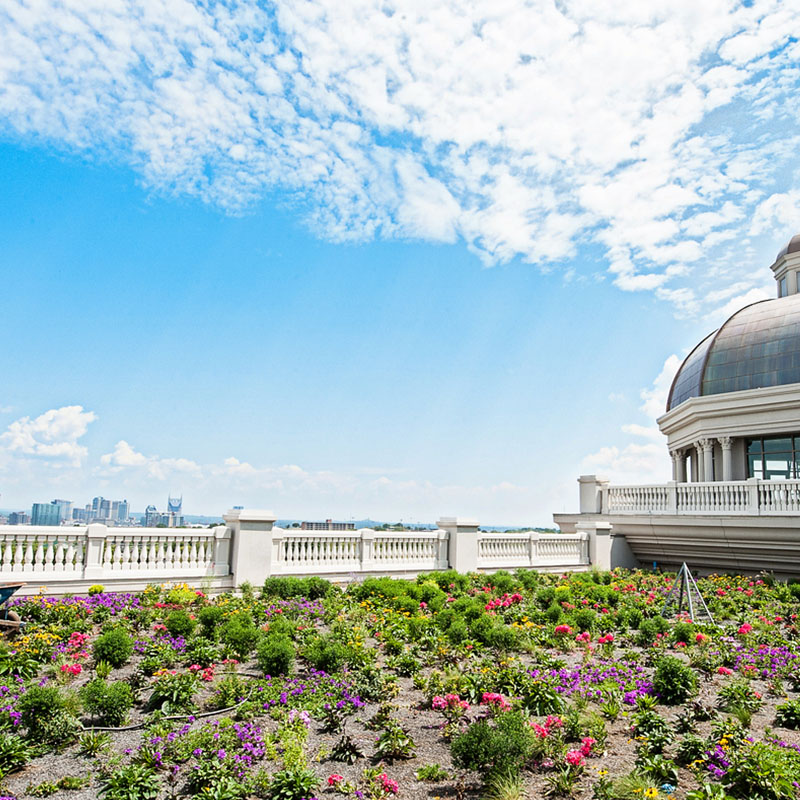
8;511;29;525
301;519;356;531
31;502;61;526
117;500;129;522
167;495;182;516
144;505;160;527
51;499;72;522
72;507;88;522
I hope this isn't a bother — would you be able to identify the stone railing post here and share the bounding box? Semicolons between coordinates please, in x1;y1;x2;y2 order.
438;517;479;573
361;529;375;572
211;525;232;576
436;529;449;569
528;531;540;567
746;478;760;514
83;523;108;581
666;481;678;514
224;509;277;588
579;475;608;514
577;521;613;569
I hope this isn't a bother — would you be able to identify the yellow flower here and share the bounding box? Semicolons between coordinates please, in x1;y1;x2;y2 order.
644;789;658;799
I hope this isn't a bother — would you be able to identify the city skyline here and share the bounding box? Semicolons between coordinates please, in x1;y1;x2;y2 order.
2;2;800;525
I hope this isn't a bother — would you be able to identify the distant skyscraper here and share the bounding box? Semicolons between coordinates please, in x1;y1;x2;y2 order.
51;499;72;522
117;500;129;522
144;505;160;527
9;511;30;525
167;495;182;516
31;503;61;526
91;496;104;520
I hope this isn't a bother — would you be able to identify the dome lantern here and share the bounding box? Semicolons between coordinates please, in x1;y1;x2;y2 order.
770;233;800;297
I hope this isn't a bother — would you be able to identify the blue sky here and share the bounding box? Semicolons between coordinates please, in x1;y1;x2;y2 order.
1;1;800;524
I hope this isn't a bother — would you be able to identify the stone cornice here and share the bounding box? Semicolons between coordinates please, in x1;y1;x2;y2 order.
657;383;800;450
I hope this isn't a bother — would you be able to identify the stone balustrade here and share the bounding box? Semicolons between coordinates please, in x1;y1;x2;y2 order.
0;511;590;595
602;478;800;515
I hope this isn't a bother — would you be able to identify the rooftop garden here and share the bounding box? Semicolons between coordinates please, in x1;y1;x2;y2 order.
0;569;799;800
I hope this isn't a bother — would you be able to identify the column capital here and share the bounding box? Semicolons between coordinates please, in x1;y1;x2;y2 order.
718;436;733;449
698;438;714;452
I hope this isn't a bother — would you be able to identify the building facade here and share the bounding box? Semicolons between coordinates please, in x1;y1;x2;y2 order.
31;502;61;526
555;234;800;577
301;519;356;531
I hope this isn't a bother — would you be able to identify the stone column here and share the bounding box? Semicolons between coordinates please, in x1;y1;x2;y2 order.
670;450;686;482
438;517;479;573
699;438;714;481
694;442;704;482
719;437;733;481
224;508;277;588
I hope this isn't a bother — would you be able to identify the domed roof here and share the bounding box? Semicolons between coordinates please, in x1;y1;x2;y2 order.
666;293;800;411
776;234;800;261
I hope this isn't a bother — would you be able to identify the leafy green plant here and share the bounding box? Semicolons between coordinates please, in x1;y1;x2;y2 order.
0;731;29;777
451;710;536;779
81;679;134;726
267;766;320;800
149;670;199;713
100;764;161;800
165;609;195;638
330;733;364;764
80;730;112;757
221;614;260;659
415;763;449;782
652;655;697;705
775;699;800;729
374;719;416;761
198;605;225;638
676;733;706;766
257;634;295;676
717;680;763;713
93;628;134;669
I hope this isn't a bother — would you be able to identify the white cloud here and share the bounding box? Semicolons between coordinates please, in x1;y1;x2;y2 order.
582;355;681;483
1;0;799;314
0;406;96;467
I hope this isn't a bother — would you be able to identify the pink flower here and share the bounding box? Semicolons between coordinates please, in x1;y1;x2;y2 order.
580;737;595;756
598;634;614;644
737;623;753;635
378;774;399;794
695;633;708;643
565;750;585;767
419;601;427;609
554;624;573;636
718;666;733;675
328;774;344;787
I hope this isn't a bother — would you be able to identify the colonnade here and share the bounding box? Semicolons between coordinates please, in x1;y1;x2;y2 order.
670;436;734;482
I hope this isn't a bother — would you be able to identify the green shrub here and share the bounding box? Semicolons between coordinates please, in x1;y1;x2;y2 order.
93;628;134;669
671;620;694;644
573;608;597;632
17;685;69;737
198;605;224;638
257;634;295;676
776;699;800;729
165;609;195;638
724;740;800;800
451;710;536;778
262;576;331;600
303;634;351;673
149;671;198;713
676;733;706;766
653;656;697;705
88;584;105;595
100;764;160;800
0;731;29;777
717;680;764;713
267;766;320;800
221;614;260;659
81;679;134;726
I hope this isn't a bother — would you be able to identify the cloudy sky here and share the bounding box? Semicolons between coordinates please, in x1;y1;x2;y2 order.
2;0;799;523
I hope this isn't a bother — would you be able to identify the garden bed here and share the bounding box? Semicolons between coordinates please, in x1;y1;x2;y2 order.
0;570;799;800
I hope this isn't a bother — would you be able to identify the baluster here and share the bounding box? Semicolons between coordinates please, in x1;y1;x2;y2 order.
0;537;10;571
32;537;44;572
53;538;65;572
189;537;198;569
65;537;76;571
